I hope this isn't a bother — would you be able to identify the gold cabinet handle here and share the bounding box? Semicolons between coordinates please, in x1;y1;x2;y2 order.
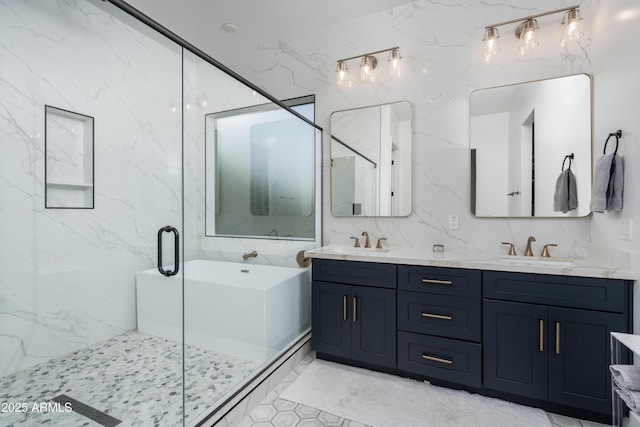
343;295;347;321
555;321;560;354
539;319;544;352
421;278;453;285
422;354;453;365
353;296;357;323
421;312;453;320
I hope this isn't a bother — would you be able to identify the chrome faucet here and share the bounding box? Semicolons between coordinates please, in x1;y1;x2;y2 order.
524;236;536;257
242;250;258;260
361;231;371;248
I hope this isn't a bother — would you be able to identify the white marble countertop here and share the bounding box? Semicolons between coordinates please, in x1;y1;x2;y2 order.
305;245;637;280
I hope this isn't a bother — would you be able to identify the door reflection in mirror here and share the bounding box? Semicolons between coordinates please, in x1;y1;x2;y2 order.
330;101;412;217
469;74;592;217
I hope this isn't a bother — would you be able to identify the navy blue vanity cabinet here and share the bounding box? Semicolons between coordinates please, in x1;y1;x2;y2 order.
397;265;483;388
312;259;397;369
483;271;632;417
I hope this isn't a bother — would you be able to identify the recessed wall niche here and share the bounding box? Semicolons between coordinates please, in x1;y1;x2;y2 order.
45;105;94;209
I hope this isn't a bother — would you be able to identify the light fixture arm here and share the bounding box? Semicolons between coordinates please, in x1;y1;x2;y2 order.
485;5;579;30
337;46;400;63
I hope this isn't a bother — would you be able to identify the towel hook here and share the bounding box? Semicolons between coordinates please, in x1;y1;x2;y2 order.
562;153;574;171
604;130;622;155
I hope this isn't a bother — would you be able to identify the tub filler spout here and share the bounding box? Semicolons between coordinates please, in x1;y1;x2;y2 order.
243;250;258;261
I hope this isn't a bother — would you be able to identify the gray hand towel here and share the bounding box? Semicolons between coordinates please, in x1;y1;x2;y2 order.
611;365;640;391
590;153;614;213
607;154;624;211
553;169;577;213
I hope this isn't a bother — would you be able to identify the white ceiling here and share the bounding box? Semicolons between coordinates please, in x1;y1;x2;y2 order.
124;0;415;58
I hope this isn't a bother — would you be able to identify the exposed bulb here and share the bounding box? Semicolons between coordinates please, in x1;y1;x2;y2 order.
388;49;402;78
560;8;583;47
482;27;500;62
336;61;348;86
360;55;377;82
517;18;539;56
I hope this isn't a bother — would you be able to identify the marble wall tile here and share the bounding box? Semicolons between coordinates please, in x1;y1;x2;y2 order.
209;0;613;260
0;0;183;376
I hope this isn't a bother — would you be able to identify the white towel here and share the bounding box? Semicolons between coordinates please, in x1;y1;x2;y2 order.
610;365;640;391
553;169;577;213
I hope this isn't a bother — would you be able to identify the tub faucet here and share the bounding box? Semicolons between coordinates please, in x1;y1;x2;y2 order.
361;231;371;248
242;250;258;261
524;236;536;257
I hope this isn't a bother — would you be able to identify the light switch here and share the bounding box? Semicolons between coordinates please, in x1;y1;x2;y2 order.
449;214;459;230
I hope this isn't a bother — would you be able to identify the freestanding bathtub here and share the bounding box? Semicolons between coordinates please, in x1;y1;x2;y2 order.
136;259;310;362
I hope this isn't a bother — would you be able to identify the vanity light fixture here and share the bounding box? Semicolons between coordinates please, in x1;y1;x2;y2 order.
560;7;583;46
336;61;349;86
360;55;377;82
335;46;401;86
482;5;581;61
516;18;540;55
388;48;402;77
482;27;500;62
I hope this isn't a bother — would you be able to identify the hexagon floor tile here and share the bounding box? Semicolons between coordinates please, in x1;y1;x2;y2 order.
239;354;607;427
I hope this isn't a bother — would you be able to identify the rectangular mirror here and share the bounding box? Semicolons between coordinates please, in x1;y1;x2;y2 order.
470;74;592;217
331;101;412;217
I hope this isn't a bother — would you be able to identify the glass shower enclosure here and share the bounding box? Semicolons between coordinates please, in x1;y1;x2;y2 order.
0;1;320;425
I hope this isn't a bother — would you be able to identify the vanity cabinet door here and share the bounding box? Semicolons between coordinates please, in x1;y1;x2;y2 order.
548;307;626;414
351;286;396;368
483;300;548;400
312;282;351;359
312;281;396;368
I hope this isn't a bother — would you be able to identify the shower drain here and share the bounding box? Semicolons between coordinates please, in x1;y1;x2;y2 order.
52;394;121;427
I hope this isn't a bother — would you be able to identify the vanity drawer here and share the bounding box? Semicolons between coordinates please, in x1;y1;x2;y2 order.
398;291;481;342
398;265;481;297
483;271;629;312
398;331;481;388
312;259;396;289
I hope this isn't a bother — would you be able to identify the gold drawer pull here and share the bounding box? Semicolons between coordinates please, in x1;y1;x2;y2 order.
343;295;347;321
421;312;453;320
539;319;544;352
555;321;560;355
422;354;453;365
421;278;453;285
353;296;357;323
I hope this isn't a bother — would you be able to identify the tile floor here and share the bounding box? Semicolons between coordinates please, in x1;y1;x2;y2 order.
239;354;611;427
0;332;257;426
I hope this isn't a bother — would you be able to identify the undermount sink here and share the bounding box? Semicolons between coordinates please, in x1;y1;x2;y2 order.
495;256;575;266
332;246;393;255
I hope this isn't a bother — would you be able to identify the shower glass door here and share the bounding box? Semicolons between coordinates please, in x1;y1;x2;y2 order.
182;51;320;424
1;1;185;425
1;1;319;426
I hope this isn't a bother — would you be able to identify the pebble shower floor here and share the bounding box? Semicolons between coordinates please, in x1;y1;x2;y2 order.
0;332;257;426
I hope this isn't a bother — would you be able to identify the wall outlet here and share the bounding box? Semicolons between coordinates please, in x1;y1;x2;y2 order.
448;214;459;230
621;218;633;241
